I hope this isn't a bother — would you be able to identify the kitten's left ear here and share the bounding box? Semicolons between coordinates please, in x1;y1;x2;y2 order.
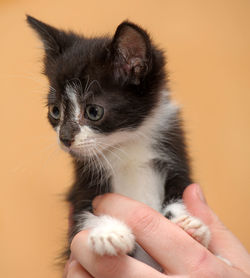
111;21;152;86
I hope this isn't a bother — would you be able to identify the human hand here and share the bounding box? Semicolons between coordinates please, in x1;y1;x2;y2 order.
65;184;250;277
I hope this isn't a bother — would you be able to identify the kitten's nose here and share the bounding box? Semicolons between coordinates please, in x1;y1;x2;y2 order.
59;121;79;148
60;137;74;147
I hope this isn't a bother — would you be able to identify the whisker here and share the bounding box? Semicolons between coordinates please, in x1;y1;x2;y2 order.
84;75;90;92
95;141;128;157
76;140;128;158
88;148;95;186
93;145;115;178
89;148;106;194
95;142;123;162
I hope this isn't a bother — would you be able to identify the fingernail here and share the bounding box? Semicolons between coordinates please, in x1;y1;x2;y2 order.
92;195;103;211
195;184;207;204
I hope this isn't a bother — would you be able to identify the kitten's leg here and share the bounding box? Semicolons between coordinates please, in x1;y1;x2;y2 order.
76;212;135;256
162;200;211;248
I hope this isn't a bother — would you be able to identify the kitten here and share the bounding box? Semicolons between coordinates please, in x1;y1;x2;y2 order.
27;15;210;268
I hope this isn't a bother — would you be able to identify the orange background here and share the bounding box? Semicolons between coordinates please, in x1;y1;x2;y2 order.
0;0;250;277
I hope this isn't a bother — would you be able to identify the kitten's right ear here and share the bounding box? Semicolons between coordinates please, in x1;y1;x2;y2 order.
26;15;74;59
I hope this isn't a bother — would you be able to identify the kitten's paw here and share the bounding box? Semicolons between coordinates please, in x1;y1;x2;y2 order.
87;215;135;256
163;201;210;247
173;215;211;247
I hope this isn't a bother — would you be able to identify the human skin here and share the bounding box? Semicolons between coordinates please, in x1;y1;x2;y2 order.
65;184;250;277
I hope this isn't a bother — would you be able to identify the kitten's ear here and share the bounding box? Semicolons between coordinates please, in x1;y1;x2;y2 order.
26;15;74;59
111;21;152;86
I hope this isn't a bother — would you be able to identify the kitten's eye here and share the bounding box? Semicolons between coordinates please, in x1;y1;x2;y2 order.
85;105;104;121
49;105;60;120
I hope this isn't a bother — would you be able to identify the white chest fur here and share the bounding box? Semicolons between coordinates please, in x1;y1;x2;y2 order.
101;93;178;213
105;138;165;212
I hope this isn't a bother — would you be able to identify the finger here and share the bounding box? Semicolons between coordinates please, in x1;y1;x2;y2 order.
63;254;75;278
92;194;215;274
71;230;166;278
183;184;250;273
63;260;70;278
67;260;93;278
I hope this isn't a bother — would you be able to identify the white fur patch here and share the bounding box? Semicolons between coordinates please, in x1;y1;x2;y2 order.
66;84;81;120
82;212;135;256
162;201;187;218
73;125;99;153
107;137;165;211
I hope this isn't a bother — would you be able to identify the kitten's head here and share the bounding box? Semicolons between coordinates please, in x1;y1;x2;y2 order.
27;15;167;159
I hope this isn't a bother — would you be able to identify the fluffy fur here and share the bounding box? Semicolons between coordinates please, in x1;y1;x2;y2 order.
27;15;210;266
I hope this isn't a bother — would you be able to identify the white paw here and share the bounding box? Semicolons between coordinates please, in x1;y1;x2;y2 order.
87;215;135;256
172;215;211;247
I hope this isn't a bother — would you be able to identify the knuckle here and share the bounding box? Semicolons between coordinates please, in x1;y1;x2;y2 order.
129;205;161;235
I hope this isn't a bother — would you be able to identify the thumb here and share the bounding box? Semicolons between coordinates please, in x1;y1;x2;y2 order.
183;183;218;227
183;184;250;273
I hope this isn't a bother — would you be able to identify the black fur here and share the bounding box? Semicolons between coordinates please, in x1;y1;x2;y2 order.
27;15;192;263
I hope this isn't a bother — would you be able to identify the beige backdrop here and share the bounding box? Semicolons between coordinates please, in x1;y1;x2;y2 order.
0;0;250;277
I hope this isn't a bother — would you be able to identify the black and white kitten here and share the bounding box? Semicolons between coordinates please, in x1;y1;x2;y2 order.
27;16;210;263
